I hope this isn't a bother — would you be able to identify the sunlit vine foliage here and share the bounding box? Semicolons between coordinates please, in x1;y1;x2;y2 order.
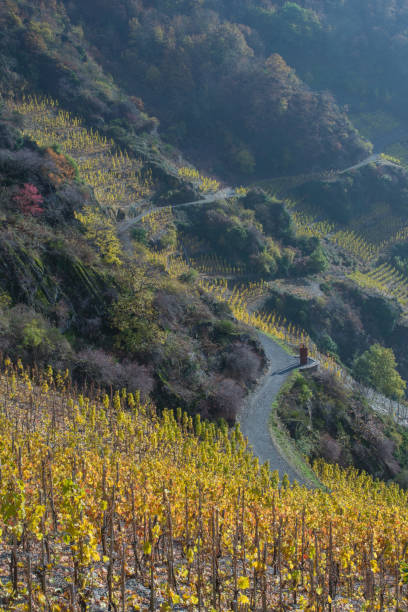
147;249;190;279
0;359;407;610
198;279;343;378
291;212;334;239
140;207;174;240
74;206;123;265
8;96;153;219
190;254;246;277
349;263;408;307
178;166;220;193
330;230;379;262
385;224;408;250
3;94;408;611
280;203;381;264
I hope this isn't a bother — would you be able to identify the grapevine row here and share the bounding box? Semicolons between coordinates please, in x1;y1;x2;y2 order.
0;359;406;609
8;96;154;218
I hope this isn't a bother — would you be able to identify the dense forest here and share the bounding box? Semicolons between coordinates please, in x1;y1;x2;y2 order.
1;0;371;180
61;0;408;175
63;0;372;177
6;0;408;179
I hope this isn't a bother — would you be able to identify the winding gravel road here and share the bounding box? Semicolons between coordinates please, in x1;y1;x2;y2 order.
239;333;307;484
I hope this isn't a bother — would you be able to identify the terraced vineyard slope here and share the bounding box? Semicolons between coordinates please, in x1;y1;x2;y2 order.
0;360;407;610
8;97;156;219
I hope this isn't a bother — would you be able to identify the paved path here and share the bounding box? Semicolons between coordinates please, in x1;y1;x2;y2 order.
118;149;400;238
337;153;401;175
239;333;307;483
254;152;399;195
118;187;235;235
338;153;381;174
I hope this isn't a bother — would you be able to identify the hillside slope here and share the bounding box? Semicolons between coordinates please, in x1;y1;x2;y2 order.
277;369;408;486
4;0;408;502
62;0;370;178
0;359;407;610
0;103;266;420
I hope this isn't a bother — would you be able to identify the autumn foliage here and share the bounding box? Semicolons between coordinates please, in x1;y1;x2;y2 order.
13;183;44;216
0;358;407;610
44;148;77;186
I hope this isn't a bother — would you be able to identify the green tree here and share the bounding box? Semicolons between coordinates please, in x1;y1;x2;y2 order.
111;266;165;355
21;319;46;350
234;148;256;175
353;344;406;400
307;244;328;274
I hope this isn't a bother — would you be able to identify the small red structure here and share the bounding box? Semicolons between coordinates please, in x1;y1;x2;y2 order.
299;344;308;367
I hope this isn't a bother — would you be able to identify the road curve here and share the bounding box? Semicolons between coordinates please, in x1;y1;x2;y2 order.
239;333;307;484
118;150;397;237
118;187;236;234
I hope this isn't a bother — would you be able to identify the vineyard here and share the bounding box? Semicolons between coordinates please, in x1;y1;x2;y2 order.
10;95;408;319
195;277;408;425
349;264;408;308
178;167;220;194
9;94;408;390
0;360;407;610
198;278;343;378
190;254;247;277
8;96;154;219
290;212;334;240
287;204;408;313
330;231;380;263
141;207;175;241
149;249;191;279
135;205;408;396
290;210;380;263
5;4;408;609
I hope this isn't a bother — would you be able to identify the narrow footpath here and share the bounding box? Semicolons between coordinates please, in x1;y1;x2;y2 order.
239;333;307;484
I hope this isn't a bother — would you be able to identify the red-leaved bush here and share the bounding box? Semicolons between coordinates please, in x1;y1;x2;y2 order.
14;183;44;216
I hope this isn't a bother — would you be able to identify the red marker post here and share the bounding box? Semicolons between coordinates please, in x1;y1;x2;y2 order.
299;344;308;367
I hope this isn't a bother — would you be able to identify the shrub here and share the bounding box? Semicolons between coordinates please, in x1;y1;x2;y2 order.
111;290;165;356
13;183;44;216
21;319;47;350
319;433;342;463
44;148;78;184
320;332;338;355
131;226;147;244
395;469;408;489
76;348;154;398
211;378;244;424
223;344;262;384
3;306;73;367
306;244;328;274
0;292;11;309
252;248;278;277
213;319;237;340
179;268;198;284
